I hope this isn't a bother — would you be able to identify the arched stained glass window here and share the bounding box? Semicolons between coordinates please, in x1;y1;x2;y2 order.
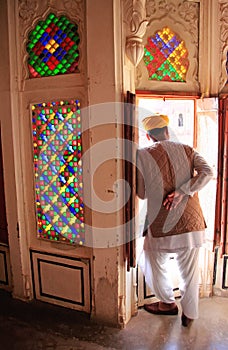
144;27;189;82
32;99;84;244
27;13;80;78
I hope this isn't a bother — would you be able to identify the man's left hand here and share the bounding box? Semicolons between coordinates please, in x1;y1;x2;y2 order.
163;190;186;210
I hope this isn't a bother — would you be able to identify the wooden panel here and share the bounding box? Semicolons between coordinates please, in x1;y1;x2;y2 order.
0;245;12;290
0;129;8;245
222;256;228;289
30;250;91;312
0;250;7;284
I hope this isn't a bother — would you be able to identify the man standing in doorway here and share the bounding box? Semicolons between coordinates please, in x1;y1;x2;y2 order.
136;114;213;327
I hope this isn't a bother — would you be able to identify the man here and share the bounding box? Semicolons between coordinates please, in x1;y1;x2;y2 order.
136;113;213;327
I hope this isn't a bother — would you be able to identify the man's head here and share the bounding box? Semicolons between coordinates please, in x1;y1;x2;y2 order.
142;114;170;142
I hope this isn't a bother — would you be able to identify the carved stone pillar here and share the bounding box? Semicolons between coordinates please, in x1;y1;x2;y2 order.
198;0;228;96
124;0;148;66
219;0;228;92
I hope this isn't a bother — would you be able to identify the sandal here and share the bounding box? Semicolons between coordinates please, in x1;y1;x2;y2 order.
144;302;178;315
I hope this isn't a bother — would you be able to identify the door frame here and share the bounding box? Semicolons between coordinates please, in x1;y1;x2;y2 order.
134;91;219;306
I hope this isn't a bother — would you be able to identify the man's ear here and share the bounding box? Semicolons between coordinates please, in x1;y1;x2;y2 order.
165;127;170;139
146;133;150;141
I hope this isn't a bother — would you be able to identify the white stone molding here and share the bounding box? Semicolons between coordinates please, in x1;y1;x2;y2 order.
118;295;126;327
197;0;226;97
18;0;85;84
136;0;200;92
124;0;149;66
132;268;138;316
219;0;228;92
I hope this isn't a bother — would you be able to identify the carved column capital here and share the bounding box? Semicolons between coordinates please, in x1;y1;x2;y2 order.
124;0;148;66
219;0;228;92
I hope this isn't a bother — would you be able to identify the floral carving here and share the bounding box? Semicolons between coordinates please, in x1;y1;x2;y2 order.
220;2;228;42
146;0;198;28
146;0;156;17
178;1;198;25
158;0;177;15
178;1;198;45
125;0;149;66
63;0;83;14
219;1;228;90
18;0;38;21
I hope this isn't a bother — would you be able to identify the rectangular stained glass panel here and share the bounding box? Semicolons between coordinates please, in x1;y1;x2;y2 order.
32;99;84;244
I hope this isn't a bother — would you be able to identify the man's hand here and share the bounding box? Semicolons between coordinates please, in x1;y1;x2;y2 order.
163;190;187;210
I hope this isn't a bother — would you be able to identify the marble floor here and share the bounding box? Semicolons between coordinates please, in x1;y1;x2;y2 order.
0;290;227;350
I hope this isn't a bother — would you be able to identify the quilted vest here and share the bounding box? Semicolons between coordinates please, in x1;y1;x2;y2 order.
140;141;206;237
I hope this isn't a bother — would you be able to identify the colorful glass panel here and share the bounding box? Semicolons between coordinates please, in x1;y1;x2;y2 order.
144;27;189;82
27;13;80;78
32;99;84;244
226;51;228;83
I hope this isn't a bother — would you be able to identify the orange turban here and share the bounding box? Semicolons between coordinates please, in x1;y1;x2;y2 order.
142;114;169;131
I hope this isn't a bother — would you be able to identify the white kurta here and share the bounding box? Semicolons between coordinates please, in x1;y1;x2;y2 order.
137;148;214;319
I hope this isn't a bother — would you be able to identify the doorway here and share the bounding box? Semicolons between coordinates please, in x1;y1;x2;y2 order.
135;94;218;306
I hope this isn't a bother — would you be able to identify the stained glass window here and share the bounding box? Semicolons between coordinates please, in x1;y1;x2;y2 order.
32;99;84;244
27;13;80;78
226;51;228;83
144;27;189;82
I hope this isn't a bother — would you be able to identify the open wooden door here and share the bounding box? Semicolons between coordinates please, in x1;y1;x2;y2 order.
213;95;228;292
195;98;218;297
214;95;228;256
124;91;136;271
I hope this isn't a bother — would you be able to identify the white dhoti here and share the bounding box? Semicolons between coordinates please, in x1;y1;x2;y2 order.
139;231;204;320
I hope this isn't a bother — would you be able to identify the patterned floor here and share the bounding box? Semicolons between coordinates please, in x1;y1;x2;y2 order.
0;290;228;350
